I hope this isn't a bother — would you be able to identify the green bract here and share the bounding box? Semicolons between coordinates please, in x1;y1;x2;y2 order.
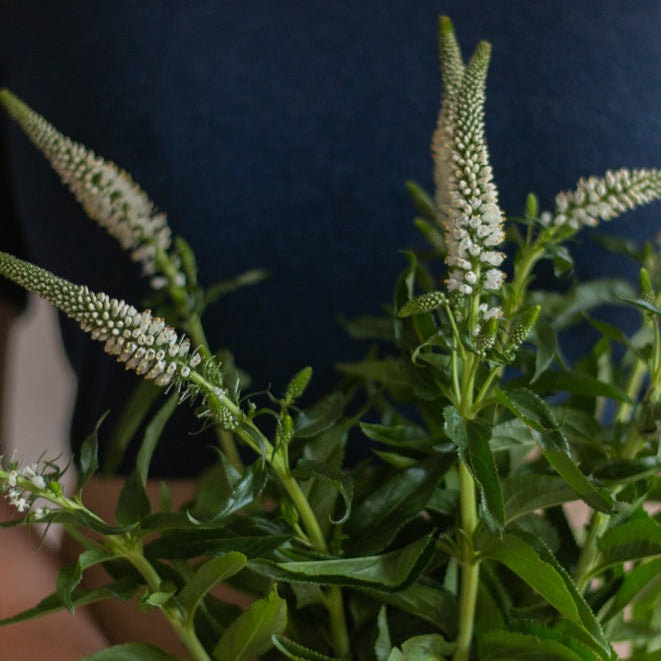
1;16;660;661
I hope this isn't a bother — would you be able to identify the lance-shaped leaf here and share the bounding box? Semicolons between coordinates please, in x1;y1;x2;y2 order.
213;587;286;661
444;406;504;534
0;89;178;280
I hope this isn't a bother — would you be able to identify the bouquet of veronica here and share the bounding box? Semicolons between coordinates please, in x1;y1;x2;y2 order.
1;16;660;661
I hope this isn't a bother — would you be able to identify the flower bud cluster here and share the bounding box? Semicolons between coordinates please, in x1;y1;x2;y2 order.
398;290;447;318
0;252;199;389
541;168;661;231
0;90;182;285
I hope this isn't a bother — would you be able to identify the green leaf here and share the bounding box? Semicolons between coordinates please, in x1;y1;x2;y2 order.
544;279;635;330
530;318;558;383
0;577;137;626
272;636;345;661
292;459;353;525
294;393;345;438
479;630;588;661
56;562;83;613
392;634;453;660
444;406;504;534
191;458;268;524
78;411;108;489
80;643;179;660
405;180;436;220
361;581;458;635
135;393;179;485
480;531;609;655
375;607;393;661
503;475;578;523
203;268;269;307
345;455;449;554
528;370;631;404
251;533;436;592
103;379;161;475
489;418;536;451
178;552;247;625
145;522;290;560
213;587;287;661
601;558;661;622
360;422;438;450
620;296;661;316
495;388;614;514
592;515;661;575
336;358;439;401
115;470;152;526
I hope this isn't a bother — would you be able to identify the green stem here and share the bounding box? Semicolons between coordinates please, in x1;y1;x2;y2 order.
119;541;212;661
185;312;244;473
453;462;480;661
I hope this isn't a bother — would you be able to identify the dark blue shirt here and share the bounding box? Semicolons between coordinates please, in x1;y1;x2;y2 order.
1;1;659;475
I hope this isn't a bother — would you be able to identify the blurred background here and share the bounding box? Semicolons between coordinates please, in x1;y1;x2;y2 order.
4;295;75;491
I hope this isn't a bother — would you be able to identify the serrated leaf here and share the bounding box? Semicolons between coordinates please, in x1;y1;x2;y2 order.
503;475;578;523
0;577;137;627
272;635;345;661
251;534;436;592
178;552;247;624
144;520;290;560
592;515;661;575
345;455;449;554
80;643;179;660
213;587;286;661
479;630;587;661
444;406;504;534
601;558;661;621
480;531;610;655
489;418;536;451
292;459;353;525
495;388;614;513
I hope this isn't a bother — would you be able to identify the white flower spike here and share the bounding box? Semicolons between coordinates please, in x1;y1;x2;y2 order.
0;251;196;389
0;89;181;283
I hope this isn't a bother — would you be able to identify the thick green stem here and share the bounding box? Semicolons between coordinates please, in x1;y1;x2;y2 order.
453;462;480;661
273;462;350;657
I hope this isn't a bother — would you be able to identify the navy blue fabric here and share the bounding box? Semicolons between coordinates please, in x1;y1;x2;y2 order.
1;1;659;475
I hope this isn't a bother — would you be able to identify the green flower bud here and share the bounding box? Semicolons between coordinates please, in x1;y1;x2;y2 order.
507;305;541;351
639;267;655;304
285;366;313;404
474;317;499;354
398;290;447;318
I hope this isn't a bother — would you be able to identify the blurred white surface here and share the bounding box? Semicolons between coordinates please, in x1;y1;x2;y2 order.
4;295;75;489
